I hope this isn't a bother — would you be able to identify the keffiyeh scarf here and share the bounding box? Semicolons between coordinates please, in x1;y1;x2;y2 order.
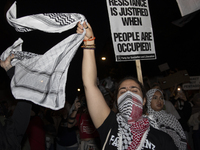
0;1;86;110
116;91;150;150
146;89;187;150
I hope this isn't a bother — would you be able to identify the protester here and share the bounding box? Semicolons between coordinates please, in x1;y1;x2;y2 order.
56;101;79;150
68;95;100;150
26;104;46;150
0;54;32;150
77;21;178;150
150;83;181;120
172;86;192;143
43;108;57;150
146;88;187;150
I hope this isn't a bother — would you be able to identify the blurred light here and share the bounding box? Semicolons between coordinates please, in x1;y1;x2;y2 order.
101;57;106;60
77;88;81;92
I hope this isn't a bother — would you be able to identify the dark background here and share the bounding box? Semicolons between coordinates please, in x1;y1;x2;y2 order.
1;0;200;104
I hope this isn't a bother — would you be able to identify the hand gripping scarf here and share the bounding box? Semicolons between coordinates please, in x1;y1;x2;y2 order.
146;89;187;150
116;91;150;150
0;1;86;110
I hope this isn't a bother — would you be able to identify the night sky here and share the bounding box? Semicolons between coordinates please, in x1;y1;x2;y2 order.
1;0;200;104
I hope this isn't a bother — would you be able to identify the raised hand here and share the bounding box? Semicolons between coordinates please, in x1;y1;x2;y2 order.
0;54;14;71
74;97;81;111
76;21;94;44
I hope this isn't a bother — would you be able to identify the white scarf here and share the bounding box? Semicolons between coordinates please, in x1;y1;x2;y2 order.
1;1;86;110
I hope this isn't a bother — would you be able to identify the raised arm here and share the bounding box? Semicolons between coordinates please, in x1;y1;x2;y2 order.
67;98;81;128
77;22;110;128
0;54;32;147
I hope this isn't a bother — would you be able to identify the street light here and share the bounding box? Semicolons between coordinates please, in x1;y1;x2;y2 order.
101;57;106;60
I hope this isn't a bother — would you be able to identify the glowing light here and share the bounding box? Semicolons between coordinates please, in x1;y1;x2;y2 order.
77;88;81;92
101;57;106;60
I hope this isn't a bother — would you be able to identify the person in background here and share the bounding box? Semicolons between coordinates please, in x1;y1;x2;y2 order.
68;95;101;150
77;21;178;150
43;108;57;150
151;82;181;120
26;104;46;150
56;101;79;150
173;85;192;143
0;54;32;150
146;88;187;150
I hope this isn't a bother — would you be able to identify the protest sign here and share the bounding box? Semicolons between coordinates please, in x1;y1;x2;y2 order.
158;70;190;89
182;76;200;90
158;63;170;72
106;0;156;62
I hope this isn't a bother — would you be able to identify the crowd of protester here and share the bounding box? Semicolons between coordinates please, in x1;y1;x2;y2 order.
1;76;200;150
0;23;200;150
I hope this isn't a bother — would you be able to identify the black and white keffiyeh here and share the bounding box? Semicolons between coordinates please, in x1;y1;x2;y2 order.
146;89;187;150
116;91;150;150
0;1;86;110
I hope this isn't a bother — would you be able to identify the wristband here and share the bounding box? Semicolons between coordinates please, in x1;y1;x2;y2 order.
83;37;95;42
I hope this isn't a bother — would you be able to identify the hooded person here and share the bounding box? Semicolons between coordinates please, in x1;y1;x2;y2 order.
146;88;187;150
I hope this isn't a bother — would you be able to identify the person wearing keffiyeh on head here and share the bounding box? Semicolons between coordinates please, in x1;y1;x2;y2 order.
146;88;187;150
77;22;178;150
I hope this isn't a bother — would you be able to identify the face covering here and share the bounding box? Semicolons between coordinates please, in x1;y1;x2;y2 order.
117;91;143;123
116;91;150;150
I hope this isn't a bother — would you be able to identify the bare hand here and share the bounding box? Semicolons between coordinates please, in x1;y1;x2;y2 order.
0;54;14;71
76;22;94;44
74;98;81;110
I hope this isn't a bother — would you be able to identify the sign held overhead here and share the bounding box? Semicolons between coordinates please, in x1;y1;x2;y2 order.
106;0;156;62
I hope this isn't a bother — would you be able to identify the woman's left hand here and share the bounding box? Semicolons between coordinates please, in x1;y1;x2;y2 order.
76;21;94;45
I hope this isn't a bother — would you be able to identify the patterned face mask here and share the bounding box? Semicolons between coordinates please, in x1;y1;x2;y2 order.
117;91;143;123
116;91;149;150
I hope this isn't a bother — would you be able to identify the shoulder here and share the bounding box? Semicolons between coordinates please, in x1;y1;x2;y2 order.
98;111;116;130
97;111;117;137
97;111;118;149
